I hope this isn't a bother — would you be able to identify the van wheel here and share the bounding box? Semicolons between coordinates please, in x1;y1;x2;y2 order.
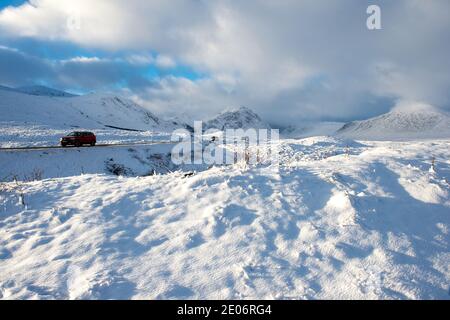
90;142;96;146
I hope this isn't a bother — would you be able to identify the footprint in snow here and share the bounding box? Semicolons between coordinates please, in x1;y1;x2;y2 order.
51;207;75;224
157;284;195;299
220;204;258;228
30;236;54;249
185;232;205;249
147;236;169;249
26;284;63;299
67;267;136;300
0;248;12;259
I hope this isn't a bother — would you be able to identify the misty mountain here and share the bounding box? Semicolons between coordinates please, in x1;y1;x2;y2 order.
336;102;450;140
281;122;344;139
204;106;271;131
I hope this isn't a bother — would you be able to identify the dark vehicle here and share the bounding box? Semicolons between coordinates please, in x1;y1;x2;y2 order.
60;131;96;147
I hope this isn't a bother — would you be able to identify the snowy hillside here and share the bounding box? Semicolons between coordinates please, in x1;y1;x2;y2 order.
0;85;76;97
14;85;77;98
0;143;177;180
336;102;450;140
281;122;344;139
0;137;449;299
0;88;186;132
205;107;271;131
0;85;17;93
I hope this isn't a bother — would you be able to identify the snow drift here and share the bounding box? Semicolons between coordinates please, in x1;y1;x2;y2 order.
0;137;449;299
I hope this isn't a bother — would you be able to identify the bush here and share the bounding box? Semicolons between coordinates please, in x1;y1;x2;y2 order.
105;159;133;176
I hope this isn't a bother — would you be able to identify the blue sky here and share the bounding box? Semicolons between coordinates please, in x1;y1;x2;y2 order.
0;1;449;123
0;35;204;94
0;0;204;94
0;0;26;9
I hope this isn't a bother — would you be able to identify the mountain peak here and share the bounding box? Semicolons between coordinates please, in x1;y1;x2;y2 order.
205;106;270;130
336;101;450;140
391;100;440;114
222;106;254;113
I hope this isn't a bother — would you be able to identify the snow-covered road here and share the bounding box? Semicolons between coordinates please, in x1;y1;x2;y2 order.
0;123;175;149
0;137;449;299
0;141;173;151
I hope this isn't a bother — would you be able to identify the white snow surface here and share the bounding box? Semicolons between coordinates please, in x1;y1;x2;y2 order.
0;143;177;181
1;137;449;299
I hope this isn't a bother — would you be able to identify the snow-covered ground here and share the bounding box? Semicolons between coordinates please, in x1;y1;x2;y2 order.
0;143;178;181
0;123;173;148
1;137;449;299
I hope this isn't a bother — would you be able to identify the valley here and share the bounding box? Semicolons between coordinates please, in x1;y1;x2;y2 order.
0;85;449;300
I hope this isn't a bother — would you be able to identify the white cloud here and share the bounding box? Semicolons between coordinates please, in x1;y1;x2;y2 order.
0;45;20;52
125;54;154;66
61;56;103;64
1;0;450;123
132;76;238;121
155;55;176;69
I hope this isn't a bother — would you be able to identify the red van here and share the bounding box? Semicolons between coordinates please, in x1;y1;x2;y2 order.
60;131;96;147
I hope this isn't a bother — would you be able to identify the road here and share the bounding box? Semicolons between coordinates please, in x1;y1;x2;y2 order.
0;141;174;152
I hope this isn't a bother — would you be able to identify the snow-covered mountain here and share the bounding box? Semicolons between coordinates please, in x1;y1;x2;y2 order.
164;113;195;132
0;88;186;132
14;85;77;97
336;102;450;140
0;84;77;97
204;106;271;131
0;85;17;93
281;121;344;138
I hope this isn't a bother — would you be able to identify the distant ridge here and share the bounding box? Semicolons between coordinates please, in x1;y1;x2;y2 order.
0;84;77;97
15;85;77;97
204;106;271;130
336;101;450;140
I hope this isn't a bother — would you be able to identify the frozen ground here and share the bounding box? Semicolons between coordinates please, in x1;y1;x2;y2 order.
0;143;178;181
0;137;449;299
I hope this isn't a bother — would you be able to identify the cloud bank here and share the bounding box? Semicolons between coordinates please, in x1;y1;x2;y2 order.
1;0;449;124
